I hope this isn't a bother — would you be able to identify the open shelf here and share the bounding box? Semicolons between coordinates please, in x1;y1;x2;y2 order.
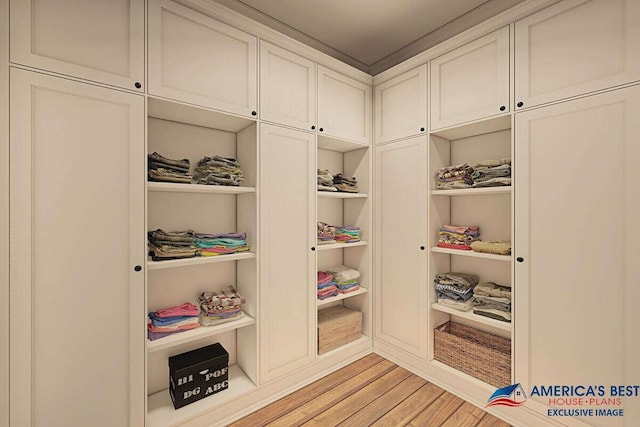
431;303;511;332
147;182;255;194
146;364;256;427
430;114;511;140
431;247;511;261
431;187;511;196
147;252;256;270
317;241;368;251
317;287;368;307
317;191;367;199
317;334;371;360
318;134;369;152
147;314;255;353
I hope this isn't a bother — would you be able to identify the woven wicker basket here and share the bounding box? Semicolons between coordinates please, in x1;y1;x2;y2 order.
434;321;511;387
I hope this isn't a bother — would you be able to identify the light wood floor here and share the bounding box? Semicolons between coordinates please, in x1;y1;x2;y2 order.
230;353;511;427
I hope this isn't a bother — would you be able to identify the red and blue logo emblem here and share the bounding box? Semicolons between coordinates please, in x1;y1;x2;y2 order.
486;383;528;408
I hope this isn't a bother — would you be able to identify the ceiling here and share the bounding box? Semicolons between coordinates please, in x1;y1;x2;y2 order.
212;0;525;75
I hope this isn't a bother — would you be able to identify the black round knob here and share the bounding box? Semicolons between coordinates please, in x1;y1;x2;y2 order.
517;101;524;108
319;127;324;132
420;246;425;250
311;125;316;130
516;257;524;263
251;111;257;116
420;127;425;132
311;247;316;251
134;82;142;89
134;265;142;272
499;105;506;111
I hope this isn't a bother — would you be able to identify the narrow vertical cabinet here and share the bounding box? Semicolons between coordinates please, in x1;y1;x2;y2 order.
514;0;640;110
374;64;428;144
260;41;316;131
9;68;145;426
317;65;371;144
514;86;640;423
9;0;145;91
430;26;510;130
148;0;258;117
259;124;316;382
145;98;259;426
374;137;429;359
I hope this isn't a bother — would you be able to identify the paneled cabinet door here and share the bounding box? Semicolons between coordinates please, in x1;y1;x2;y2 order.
375;64;428;144
317;65;371;144
9;0;144;91
514;0;640;110
514;86;640;424
374;137;428;358
430;26;509;130
259;124;316;382
9;68;145;427
260;41;316;131
148;0;258;117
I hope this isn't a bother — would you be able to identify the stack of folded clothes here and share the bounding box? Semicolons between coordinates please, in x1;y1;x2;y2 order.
318;169;337;192
434;163;474;189
148;152;192;184
318;222;337;245
437;224;480;250
333;173;358;193
335;226;361;243
147;302;200;341
148;229;197;261
194;232;250;256
193;155;244;186
472;159;511;188
317;271;339;300
198;285;246;326
470;240;511;255
472;282;512;322
434;272;479;311
325;265;361;294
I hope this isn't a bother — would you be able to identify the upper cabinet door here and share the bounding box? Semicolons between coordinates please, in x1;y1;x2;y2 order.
375;64;428;144
9;0;144;92
514;0;640;110
148;0;258;117
317;65;371;144
430;26;510;131
260;41;316;131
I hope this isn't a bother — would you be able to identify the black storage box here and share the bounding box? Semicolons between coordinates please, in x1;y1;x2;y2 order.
168;342;229;409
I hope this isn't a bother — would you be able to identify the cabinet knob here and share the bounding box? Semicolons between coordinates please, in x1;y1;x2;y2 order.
499;105;506;111
517;101;524;108
319;127;324;132
420;127;425;132
420;246;425;250
134;265;142;272
311;125;316;130
251;111;257;116
516;257;524;263
311;247;316;251
134;82;142;89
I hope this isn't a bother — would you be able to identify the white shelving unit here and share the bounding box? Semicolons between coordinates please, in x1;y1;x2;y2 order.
317;287;368;307
430;247;511;262
431;303;511;332
317;192;367;199
431;187;511;196
316;241;368;251
147;181;256;194
147;252;256;270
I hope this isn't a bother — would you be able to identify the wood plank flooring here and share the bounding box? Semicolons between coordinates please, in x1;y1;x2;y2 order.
230;354;511;427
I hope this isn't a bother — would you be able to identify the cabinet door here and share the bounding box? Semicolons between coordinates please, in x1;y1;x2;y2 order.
430;26;510;131
9;68;145;426
259;124;316;382
375;64;428;144
148;0;258;117
514;0;640;110
374;137;428;358
514;86;640;424
318;65;371;144
260;41;316;131
10;0;144;92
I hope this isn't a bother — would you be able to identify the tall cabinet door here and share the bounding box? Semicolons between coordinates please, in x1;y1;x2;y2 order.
10;0;144;91
515;86;640;424
259;124;316;382
9;69;145;426
374;137;428;358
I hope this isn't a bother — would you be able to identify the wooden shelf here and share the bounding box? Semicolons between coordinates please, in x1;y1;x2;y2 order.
431;247;511;261
431;187;511;196
147;182;255;194
316;241;367;251
147;364;256;427
147;314;255;353
431;303;511;332
317;191;367;199
147;252;256;270
317;287;368;307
